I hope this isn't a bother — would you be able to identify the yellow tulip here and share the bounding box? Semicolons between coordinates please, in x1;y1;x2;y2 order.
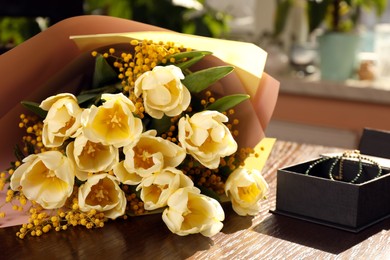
225;167;268;216
123;130;186;177
40;93;82;147
10;151;75;209
134;65;190;119
112;160;143;185
178;110;237;169
82;93;143;148
162;187;225;237
78;174;126;219
137;167;193;210
66;134;119;181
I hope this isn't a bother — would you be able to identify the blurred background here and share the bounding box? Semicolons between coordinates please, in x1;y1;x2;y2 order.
0;0;232;52
2;0;390;148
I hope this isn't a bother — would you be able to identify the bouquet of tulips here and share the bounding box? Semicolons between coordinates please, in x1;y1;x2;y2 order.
0;16;279;238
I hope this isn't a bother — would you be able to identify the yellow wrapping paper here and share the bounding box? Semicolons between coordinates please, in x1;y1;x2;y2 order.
71;31;267;98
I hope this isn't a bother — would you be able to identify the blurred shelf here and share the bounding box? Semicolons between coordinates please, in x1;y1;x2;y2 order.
266;71;390;148
277;74;390;104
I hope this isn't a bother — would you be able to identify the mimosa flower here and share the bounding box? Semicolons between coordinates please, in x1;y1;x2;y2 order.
137;167;193;210
40;93;82;147
10;151;74;209
82;93;143;148
224;168;268;216
134;65;190;119
66;135;119;181
78;174;126;219
162;187;225;237
123;130;186;177
178;110;238;169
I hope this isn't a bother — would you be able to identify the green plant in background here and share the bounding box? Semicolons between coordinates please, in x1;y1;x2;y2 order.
273;0;293;38
274;0;387;36
273;0;387;81
0;17;41;48
0;0;230;51
182;4;230;38
310;0;387;33
84;0;230;38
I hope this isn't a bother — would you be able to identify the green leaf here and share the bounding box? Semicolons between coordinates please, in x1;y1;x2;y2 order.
80;84;121;95
127;208;165;217
166;50;212;62
75;178;87;187
182;66;234;93
206;94;250;112
13;145;25;162
197;186;221;202
21;101;47;118
149;115;172;135
166;51;212;70
176;54;207;71
77;93;99;105
93;54;119;88
77;84;121;107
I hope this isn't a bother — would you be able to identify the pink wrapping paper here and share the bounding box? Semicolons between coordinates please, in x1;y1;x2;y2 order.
0;15;279;227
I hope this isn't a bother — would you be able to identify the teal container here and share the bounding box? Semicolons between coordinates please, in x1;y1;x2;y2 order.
318;33;360;81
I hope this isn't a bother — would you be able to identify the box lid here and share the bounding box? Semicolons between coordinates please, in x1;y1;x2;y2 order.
359;128;390;159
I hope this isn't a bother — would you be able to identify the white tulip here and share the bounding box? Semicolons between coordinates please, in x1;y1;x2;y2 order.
162;187;225;237
178;110;237;169
134;65;190;119
10;151;74;209
225;167;268;216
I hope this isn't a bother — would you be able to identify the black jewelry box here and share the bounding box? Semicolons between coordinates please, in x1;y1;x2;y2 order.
272;128;390;232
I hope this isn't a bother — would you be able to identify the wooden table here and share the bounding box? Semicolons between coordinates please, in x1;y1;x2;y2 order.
1;140;389;259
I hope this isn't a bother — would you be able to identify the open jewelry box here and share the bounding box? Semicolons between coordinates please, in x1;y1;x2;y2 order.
272;128;390;232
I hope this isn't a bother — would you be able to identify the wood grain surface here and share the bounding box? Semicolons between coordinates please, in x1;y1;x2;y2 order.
1;140;389;259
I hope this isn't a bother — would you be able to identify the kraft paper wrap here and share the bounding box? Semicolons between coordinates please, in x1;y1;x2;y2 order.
0;15;279;227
